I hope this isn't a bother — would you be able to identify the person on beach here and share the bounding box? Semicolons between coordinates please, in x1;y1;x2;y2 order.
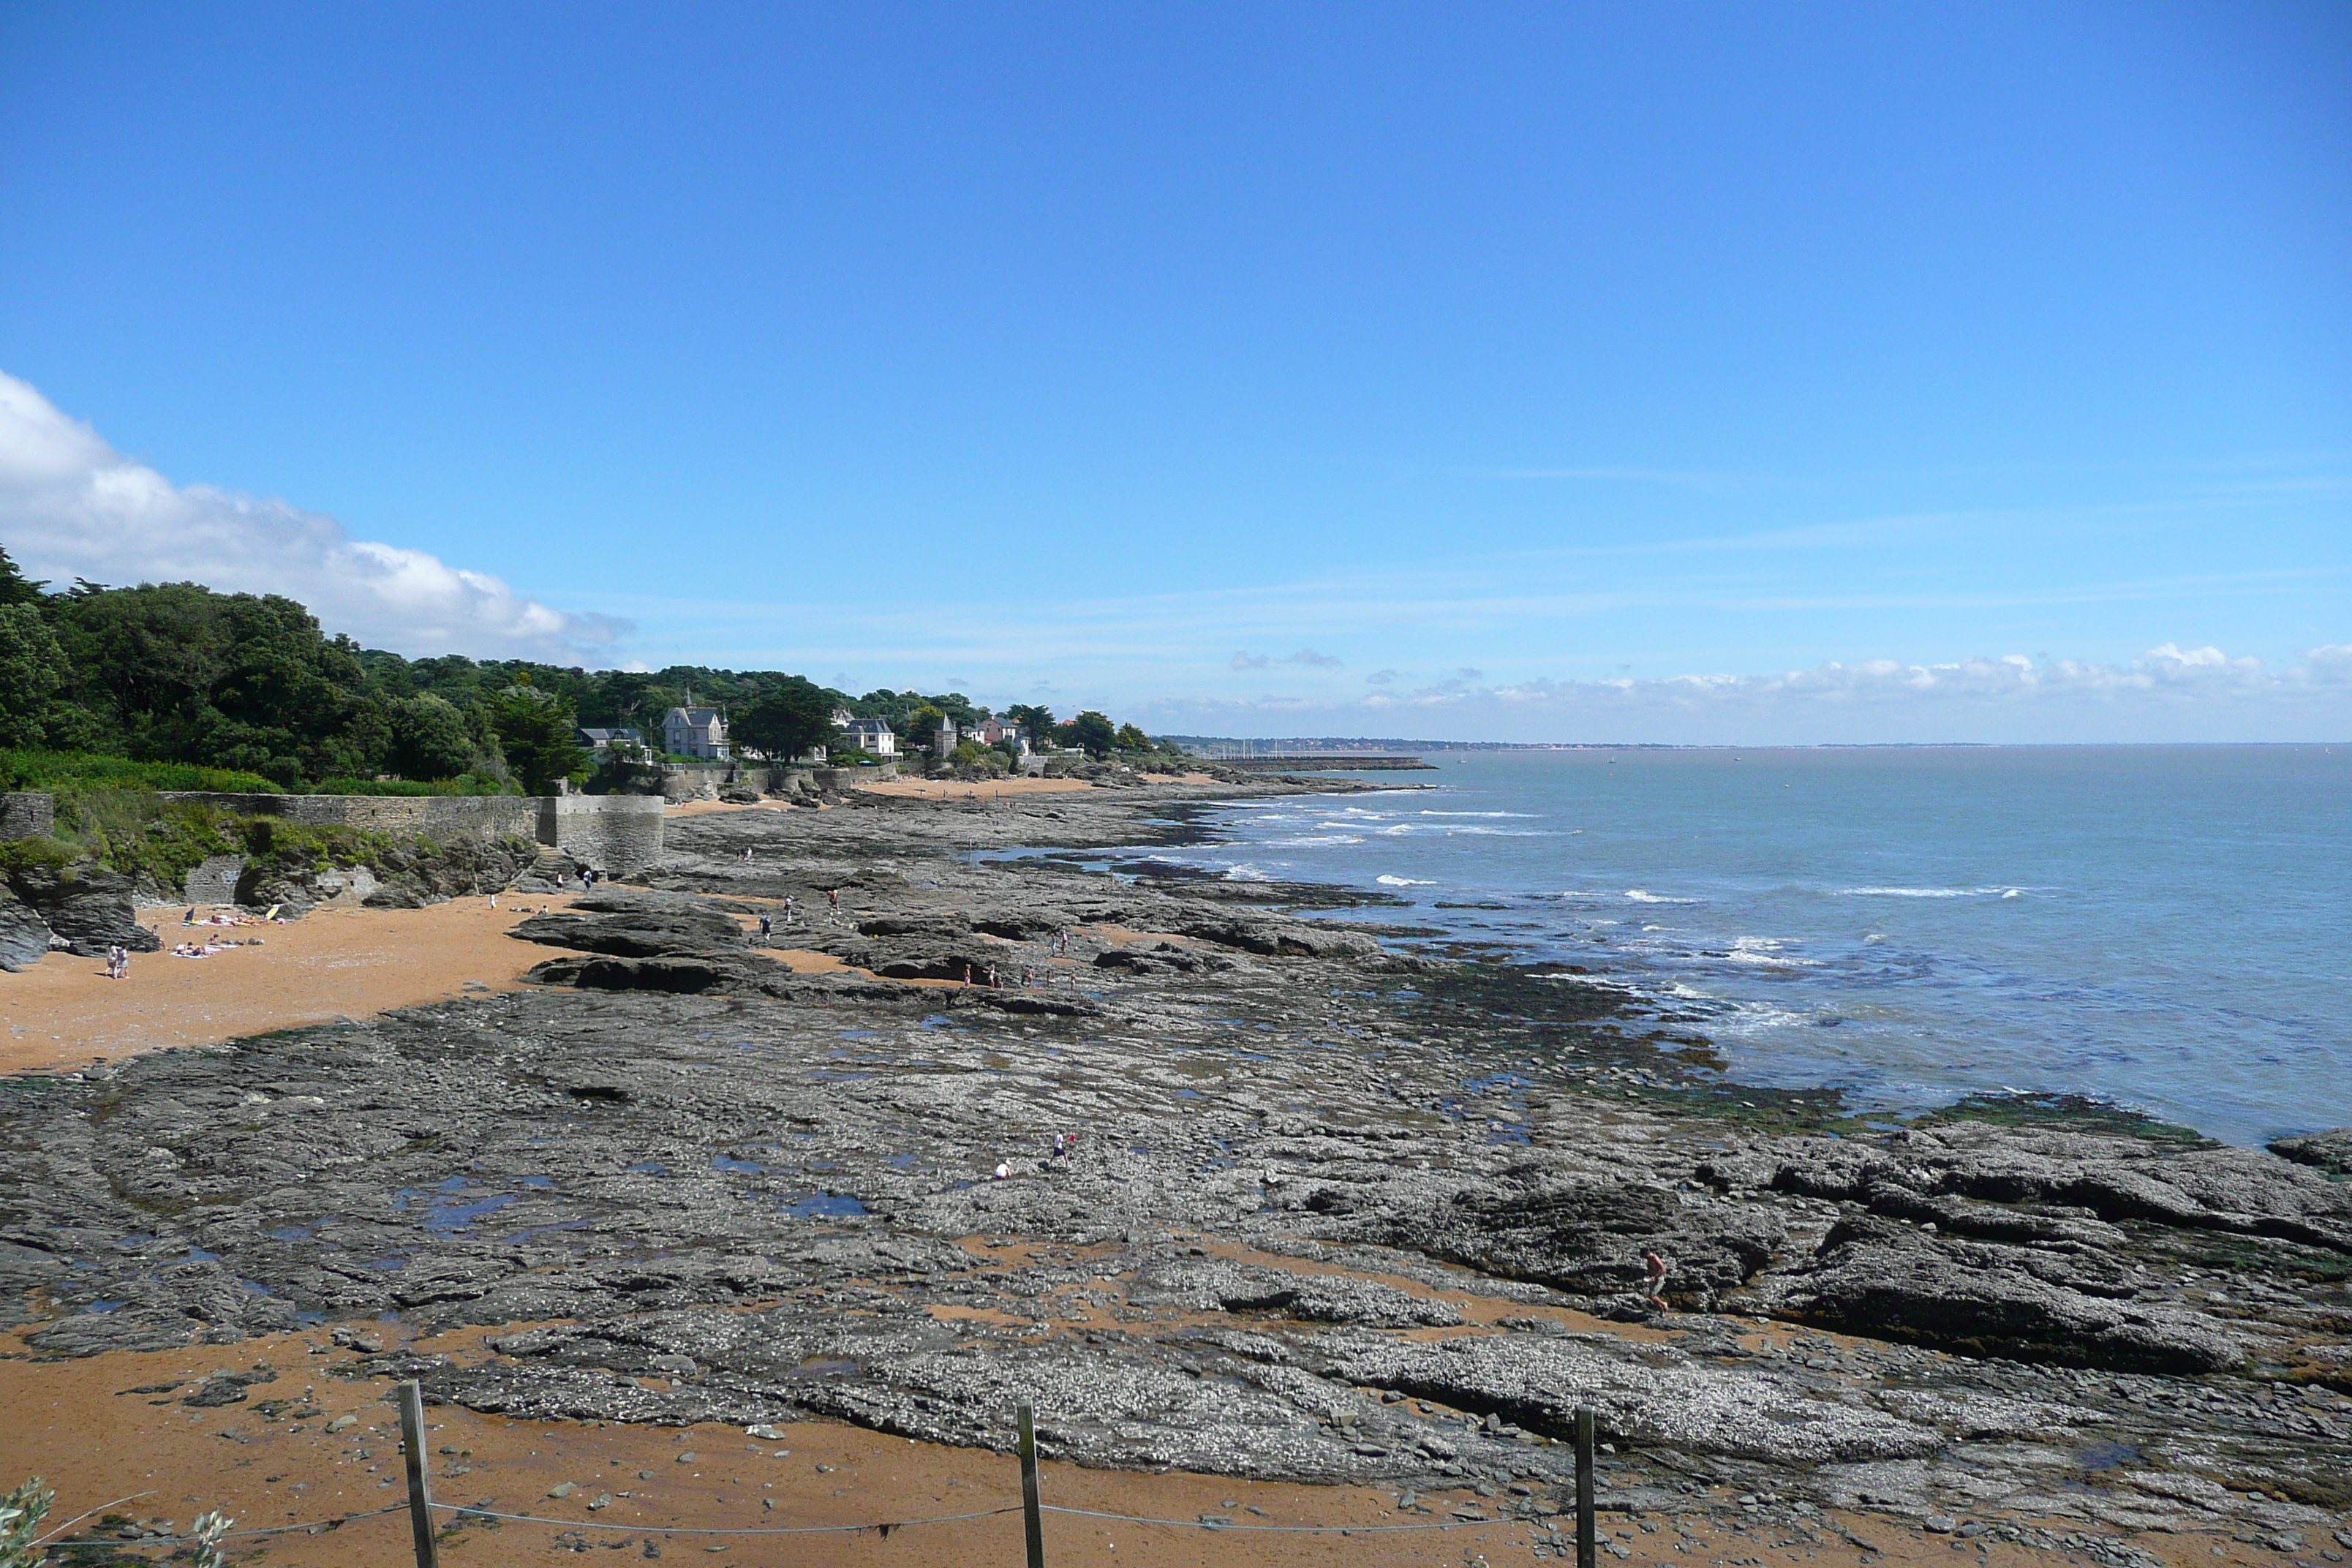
757;911;772;942
784;896;797;926
1644;1250;1671;1313
742;847;754;863
993;1161;1011;1181
583;868;598;890
1022;965;1035;987
105;944;127;980
961;962;973;984
828;888;840;923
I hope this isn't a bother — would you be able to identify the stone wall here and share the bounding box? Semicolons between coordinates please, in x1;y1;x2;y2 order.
539;794;666;875
154;791;545;841
1;794;55;840
146;791;668;875
184;854;247;906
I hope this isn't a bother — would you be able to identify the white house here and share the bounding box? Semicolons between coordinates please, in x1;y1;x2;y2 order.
663;706;730;759
576;726;644;758
972;717;1029;755
841;717;897;758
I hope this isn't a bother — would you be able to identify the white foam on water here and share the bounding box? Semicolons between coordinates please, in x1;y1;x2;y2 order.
1220;863;1273;882
1375;875;1436;886
1724;936;1819;968
1263;834;1364;847
1417;810;1541;818
1624;889;1702;903
1836;886;2019;898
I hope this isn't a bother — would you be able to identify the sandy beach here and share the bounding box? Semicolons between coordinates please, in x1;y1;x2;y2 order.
0;896;580;1077
0;1319;2245;1568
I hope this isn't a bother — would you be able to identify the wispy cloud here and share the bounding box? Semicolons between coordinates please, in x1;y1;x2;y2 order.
1131;644;2352;744
1229;650;1270;670
1285;647;1342;667
0;369;623;662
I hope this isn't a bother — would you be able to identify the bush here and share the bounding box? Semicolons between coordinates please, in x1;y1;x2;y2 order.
0;748;276;795
310;774;514;796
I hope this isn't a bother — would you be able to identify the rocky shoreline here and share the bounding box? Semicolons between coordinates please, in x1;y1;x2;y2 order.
2;777;2348;1561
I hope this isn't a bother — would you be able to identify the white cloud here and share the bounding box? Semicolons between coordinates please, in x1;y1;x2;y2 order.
1284;647;1342;667
1230;650;1270;670
0;369;624;662
1133;644;2352;744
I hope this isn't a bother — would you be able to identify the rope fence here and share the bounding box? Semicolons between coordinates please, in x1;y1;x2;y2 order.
39;1384;1603;1565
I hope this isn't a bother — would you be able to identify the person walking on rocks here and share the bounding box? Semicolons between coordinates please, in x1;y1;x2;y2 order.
784;896;797;927
827;888;840;923
757;911;773;943
1643;1250;1671;1313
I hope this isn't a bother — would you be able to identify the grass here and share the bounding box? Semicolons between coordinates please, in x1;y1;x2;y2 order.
310;774;516;796
0;747;276;795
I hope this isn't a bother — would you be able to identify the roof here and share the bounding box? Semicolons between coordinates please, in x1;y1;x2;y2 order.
666;707;724;726
844;717;894;732
577;727;641;742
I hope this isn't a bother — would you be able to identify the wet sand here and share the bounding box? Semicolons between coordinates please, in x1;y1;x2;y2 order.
0;1328;2241;1568
0;895;577;1076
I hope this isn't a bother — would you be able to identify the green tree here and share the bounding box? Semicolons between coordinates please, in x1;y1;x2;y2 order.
388;693;480;780
1004;704;1055;745
1114;723;1150;752
1061;710;1117;758
0;546;46;607
0;605;70;747
731;676;838;761
486;682;587;793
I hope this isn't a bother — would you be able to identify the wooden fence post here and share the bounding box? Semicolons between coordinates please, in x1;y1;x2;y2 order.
397;1379;441;1568
1017;1404;1045;1568
1575;1403;1597;1568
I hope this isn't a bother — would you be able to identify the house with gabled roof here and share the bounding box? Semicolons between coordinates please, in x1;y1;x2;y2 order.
840;717;897;758
663;706;730;760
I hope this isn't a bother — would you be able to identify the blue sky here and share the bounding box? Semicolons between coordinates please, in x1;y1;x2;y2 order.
1;1;2347;741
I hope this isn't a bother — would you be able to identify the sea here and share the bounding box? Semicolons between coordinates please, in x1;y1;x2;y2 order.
1129;745;2351;1148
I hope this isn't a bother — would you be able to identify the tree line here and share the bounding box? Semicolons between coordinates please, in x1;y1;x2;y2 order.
0;549;1170;794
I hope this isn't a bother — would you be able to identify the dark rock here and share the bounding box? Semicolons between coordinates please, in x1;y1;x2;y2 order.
1126;1259;1463;1328
1367;1177;1783;1306
526;954;766;994
512;904;748;959
2269;1129;2352;1178
4;863;158;955
1711;1127;2352;1256
856;914;971;939
0;883;53;971
1774;1215;2242;1373
1095;942;1234;976
1317;1330;1940;1463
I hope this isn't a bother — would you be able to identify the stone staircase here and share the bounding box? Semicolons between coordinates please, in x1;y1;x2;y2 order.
508;846;581;893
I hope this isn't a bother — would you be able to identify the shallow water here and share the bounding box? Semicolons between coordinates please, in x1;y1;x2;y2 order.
1155;745;2351;1146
